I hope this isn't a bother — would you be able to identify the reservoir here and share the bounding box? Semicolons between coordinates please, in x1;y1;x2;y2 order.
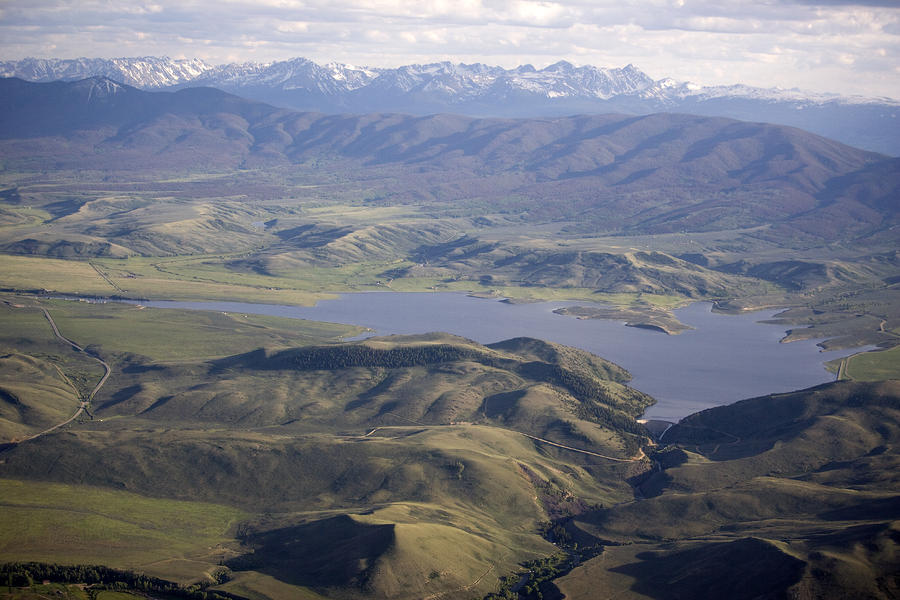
127;293;868;422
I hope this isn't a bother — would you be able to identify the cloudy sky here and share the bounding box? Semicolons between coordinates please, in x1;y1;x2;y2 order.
2;0;899;98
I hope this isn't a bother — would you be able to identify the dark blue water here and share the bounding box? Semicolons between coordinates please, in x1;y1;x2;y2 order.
125;293;869;421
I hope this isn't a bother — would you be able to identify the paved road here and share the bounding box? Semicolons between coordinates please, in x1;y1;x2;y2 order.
89;261;126;294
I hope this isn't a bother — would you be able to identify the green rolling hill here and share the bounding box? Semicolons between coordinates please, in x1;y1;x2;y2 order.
558;379;900;599
0;299;652;599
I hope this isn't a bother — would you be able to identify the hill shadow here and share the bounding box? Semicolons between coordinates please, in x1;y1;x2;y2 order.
610;537;805;599
226;514;395;589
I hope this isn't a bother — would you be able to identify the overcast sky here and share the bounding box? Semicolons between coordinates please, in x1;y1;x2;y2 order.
1;0;898;98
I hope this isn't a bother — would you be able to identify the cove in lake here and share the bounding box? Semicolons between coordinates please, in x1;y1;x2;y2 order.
123;293;869;422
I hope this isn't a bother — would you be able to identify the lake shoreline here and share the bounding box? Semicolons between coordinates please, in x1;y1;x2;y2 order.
35;290;872;423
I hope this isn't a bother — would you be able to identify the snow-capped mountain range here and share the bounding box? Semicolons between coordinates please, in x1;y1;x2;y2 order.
2;56;898;155
5;55;893;105
1;56;210;89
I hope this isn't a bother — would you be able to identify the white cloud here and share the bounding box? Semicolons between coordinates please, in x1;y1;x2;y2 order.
276;21;310;33
0;0;898;97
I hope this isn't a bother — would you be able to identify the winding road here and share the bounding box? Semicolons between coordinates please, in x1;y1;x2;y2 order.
517;431;646;462
15;307;111;443
359;423;646;462
40;308;111;402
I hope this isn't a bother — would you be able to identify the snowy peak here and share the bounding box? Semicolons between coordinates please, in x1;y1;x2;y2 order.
0;56;658;100
2;56;896;107
193;57;380;95
489;61;652;99
324;62;380;91
1;56;897;154
0;56;212;88
637;77;900;107
8;55;895;107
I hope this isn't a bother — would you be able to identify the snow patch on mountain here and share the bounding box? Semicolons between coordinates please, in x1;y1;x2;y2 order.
3;56;896;107
0;56;212;88
2;56;898;155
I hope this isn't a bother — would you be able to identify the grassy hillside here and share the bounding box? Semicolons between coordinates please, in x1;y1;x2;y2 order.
0;479;245;583
1;174;895;350
1;421;627;599
0;281;896;599
558;380;900;599
0;353;81;441
0;285;896;600
0;298;654;599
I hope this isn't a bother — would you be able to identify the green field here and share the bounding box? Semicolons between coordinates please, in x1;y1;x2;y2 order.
0;479;245;582
0;296;363;361
844;345;900;380
0;255;331;306
0;584;90;600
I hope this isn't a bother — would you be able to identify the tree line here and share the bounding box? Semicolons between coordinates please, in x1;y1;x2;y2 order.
1;562;245;600
268;343;650;439
273;344;496;370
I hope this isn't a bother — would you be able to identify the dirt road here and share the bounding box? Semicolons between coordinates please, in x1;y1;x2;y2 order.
14;308;112;444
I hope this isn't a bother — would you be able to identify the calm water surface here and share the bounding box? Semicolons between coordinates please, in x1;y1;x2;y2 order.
127;293;869;422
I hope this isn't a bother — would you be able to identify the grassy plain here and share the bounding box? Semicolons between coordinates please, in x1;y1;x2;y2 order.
0;584;91;600
0;479;245;582
844;344;900;380
0;296;363;361
2;252;691;308
0;256;114;296
1;255;330;305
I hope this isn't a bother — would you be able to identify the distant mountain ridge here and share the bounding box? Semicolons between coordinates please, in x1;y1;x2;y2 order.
0;76;897;246
0;56;655;98
2;56;898;155
0;56;211;89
